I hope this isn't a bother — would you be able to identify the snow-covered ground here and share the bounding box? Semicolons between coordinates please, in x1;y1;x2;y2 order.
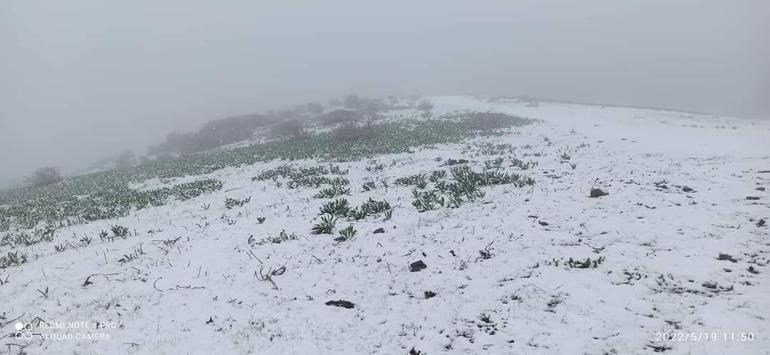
1;96;768;354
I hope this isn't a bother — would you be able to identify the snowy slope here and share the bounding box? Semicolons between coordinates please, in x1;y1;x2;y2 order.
1;96;768;354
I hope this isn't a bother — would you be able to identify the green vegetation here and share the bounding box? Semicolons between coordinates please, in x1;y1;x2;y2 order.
0;251;28;269
409;165;535;212
311;214;338;235
0;112;530;232
336;225;357;241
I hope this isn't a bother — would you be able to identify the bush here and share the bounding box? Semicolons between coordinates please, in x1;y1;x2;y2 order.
312;214;337;234
306;102;324;114
330;123;381;142
314;185;350;199
417;99;434;111
319;109;359;126
270;119;305;138
343;94;362;109
27;167;63;186
149;114;276;155
337;225;357;241
319;198;351;216
464;112;522;131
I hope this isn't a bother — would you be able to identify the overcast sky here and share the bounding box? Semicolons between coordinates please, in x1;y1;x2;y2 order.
1;0;768;186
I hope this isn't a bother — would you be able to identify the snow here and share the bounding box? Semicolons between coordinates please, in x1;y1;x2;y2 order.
1;96;768;354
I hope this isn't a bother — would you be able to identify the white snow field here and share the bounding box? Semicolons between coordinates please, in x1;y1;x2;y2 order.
1;96;768;354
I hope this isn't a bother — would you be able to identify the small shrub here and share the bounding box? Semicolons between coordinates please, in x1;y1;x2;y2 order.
225;197;251;209
320;198;351;216
510;157;536;170
26;167;63;186
567;256;605;269
395;173;428;188
362;181;377;192
348;207;368;220
314;185;350;199
429;170;447;182
111;225;129;238
336;225;357;241
251;230;298;245
349;198;391;220
412;189;444;212
0;251;28;268
79;236;93;246
312;214;337;234
359;198;391;215
118;244;145;263
484;157;504;170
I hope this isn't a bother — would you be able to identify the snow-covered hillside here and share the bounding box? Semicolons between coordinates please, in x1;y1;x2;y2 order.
1;96;768;354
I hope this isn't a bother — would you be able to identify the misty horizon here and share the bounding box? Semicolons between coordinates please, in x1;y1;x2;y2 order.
2;0;769;187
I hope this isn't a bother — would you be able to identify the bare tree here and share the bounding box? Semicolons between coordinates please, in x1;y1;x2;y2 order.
27;167;63;186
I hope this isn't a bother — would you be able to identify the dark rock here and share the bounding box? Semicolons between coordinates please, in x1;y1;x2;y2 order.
409;260;427;272
681;186;694;193
206;316;214;324
325;300;355;309
748;266;760;274
333;236;347;242
424;291;437;299
538;221;549;226
589;188;609;198
409;347;425;355
756;187;766;191
373;227;385;234
757;219;766;227
746;196;760;200
716;253;738;263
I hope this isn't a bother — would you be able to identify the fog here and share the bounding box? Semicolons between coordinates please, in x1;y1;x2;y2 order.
1;0;768;187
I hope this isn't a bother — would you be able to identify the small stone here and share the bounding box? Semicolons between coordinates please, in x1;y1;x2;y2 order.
325;300;355;309
373;227;385;234
409;260;427;272
716;253;738;263
589;188;609;198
